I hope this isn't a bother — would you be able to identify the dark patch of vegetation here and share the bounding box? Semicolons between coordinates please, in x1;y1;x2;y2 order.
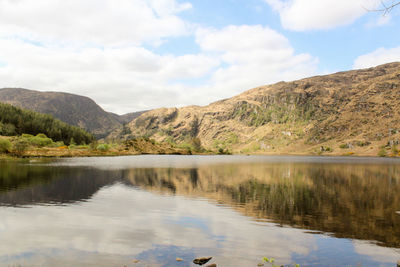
0;103;94;145
356;140;371;147
233;100;315;128
189;116;199;137
378;147;387;157
121;123;132;135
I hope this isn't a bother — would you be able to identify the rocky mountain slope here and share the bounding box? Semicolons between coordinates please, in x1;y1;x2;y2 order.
0;88;128;138
120;62;400;156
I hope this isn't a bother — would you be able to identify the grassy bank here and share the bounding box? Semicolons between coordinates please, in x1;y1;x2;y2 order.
0;134;209;158
1;133;399;158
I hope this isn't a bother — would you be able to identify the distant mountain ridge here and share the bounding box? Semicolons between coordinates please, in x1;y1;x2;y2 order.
118;62;400;156
0;88;144;138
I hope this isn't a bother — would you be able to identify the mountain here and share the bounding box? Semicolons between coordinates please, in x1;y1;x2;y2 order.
120;62;400;156
108;111;148;124
0;88;122;138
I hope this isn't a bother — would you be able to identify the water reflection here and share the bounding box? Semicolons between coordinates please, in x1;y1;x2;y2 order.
0;156;399;267
122;162;400;248
0;161;122;206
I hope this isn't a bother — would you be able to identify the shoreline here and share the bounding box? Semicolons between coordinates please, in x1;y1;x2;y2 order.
1;150;399;160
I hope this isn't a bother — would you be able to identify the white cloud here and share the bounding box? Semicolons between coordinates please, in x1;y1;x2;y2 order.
0;0;191;46
265;0;380;31
353;240;400;263
0;24;317;114
0;38;219;113
0;1;319;114
195;25;318;98
353;46;400;68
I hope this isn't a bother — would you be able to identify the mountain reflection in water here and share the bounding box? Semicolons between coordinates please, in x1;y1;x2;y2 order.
0;156;399;267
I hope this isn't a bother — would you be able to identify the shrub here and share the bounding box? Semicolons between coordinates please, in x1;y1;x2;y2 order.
339;144;349;149
12;138;29;155
89;141;98;150
0;138;12;153
96;144;110;152
378;147;387;157
28;134;54;147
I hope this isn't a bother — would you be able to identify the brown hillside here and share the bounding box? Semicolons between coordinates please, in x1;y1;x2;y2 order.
120;62;400;156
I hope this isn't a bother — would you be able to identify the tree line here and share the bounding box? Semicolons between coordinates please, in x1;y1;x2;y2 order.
0;102;94;145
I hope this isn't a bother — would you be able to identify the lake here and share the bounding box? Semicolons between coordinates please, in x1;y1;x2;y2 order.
0;155;399;267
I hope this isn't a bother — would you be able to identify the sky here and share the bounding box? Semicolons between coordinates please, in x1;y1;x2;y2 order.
0;0;399;114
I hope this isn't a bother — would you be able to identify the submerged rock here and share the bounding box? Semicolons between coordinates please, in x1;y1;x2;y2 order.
193;257;212;265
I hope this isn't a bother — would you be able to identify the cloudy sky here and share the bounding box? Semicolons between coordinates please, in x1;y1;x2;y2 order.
0;0;399;114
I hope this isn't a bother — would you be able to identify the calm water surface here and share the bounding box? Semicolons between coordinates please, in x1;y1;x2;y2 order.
0;155;400;267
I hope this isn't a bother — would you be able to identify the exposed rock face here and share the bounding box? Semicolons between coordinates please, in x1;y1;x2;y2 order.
122;62;400;155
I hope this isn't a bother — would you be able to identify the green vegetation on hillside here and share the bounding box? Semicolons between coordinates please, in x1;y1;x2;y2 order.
0;102;94;145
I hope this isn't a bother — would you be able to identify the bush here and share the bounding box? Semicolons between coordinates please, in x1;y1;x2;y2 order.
339;144;349;149
378;147;387;157
21;133;54;147
0;138;12;153
28;134;54;147
96;144;110;152
12;138;29;155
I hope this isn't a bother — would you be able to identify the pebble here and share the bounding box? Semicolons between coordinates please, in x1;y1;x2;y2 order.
206;264;217;267
132;259;140;263
176;257;183;262
257;264;264;267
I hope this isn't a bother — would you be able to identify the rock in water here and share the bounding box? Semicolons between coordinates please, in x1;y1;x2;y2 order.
176;257;183;262
206;264;217;267
193;257;212;265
